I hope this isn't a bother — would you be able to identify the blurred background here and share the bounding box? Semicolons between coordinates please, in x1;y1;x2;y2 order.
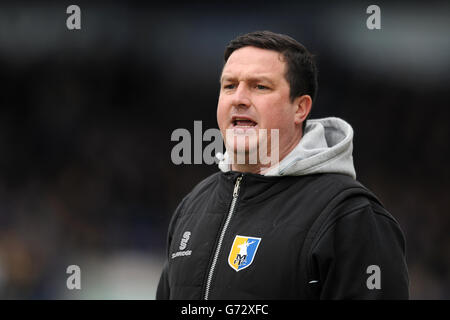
0;0;448;299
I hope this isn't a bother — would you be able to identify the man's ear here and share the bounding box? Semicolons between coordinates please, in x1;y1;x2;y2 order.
294;95;312;125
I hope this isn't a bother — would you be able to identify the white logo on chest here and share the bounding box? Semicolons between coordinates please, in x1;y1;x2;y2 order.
179;231;191;250
172;231;192;259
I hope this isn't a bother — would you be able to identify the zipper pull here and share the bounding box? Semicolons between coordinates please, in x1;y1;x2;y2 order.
233;176;243;198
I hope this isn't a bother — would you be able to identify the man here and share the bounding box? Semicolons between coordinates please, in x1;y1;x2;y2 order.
157;31;409;299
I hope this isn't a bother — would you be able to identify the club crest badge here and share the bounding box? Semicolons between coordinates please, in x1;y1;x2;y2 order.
228;235;262;272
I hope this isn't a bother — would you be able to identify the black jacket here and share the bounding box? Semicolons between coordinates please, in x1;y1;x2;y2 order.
156;171;409;300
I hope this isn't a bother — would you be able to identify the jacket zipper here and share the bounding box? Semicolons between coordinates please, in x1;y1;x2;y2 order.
203;175;243;300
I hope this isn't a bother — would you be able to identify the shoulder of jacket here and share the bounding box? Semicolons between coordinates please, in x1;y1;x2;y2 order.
184;171;221;200
311;173;382;205
308;187;405;259
308;175;404;250
174;171;222;217
168;172;222;233
311;173;366;190
300;173;391;242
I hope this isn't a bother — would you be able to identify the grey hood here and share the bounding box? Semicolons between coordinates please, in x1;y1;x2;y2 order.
217;117;356;179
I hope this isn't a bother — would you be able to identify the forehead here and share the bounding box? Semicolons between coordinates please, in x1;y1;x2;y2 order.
221;46;286;80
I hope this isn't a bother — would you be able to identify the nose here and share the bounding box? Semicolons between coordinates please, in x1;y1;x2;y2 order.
231;83;251;108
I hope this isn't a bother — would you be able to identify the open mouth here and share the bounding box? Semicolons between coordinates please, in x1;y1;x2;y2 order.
232;117;257;127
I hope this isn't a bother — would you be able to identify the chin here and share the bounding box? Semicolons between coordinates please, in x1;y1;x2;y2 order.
227;140;260;165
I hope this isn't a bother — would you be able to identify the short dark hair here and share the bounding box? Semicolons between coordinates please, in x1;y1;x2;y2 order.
224;31;318;126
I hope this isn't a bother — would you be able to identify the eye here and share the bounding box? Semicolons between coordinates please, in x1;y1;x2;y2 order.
223;83;236;90
256;84;269;90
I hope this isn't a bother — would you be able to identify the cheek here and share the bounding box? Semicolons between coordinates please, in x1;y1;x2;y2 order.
217;97;228;130
258;102;292;130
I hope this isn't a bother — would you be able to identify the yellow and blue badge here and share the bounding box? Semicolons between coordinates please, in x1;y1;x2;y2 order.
228;235;262;272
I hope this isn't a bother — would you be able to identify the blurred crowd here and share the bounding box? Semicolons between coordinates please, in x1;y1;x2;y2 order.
0;1;448;299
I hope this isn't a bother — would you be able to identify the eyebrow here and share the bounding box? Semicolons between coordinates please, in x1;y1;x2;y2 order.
220;75;276;85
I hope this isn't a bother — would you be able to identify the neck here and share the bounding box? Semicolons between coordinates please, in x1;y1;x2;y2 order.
231;161;271;175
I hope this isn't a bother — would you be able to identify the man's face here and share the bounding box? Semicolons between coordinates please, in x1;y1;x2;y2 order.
217;46;302;167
